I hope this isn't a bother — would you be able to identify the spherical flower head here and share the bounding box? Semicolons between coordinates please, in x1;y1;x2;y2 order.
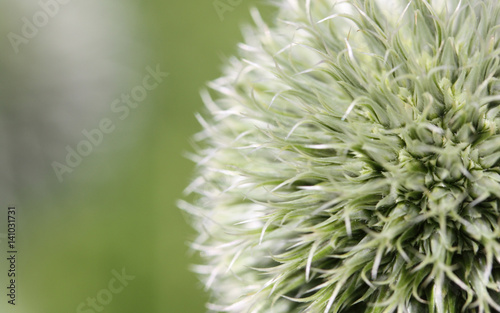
181;0;500;312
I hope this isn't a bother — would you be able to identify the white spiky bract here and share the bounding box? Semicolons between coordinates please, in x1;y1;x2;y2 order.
182;0;500;312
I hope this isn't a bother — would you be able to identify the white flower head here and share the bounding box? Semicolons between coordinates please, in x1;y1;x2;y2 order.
184;1;500;312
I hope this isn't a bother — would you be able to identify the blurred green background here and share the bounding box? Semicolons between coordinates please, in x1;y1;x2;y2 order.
0;1;273;312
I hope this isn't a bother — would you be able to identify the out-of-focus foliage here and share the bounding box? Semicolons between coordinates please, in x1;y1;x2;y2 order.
0;0;272;312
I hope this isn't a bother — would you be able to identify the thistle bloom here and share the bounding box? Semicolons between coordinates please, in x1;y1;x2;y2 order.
182;0;500;312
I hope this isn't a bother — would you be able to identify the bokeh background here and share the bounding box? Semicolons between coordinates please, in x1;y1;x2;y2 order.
0;1;274;312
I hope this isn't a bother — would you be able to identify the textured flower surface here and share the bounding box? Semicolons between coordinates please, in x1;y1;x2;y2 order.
181;0;500;312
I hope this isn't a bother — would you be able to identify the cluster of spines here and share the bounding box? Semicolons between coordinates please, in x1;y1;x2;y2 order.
182;1;500;312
